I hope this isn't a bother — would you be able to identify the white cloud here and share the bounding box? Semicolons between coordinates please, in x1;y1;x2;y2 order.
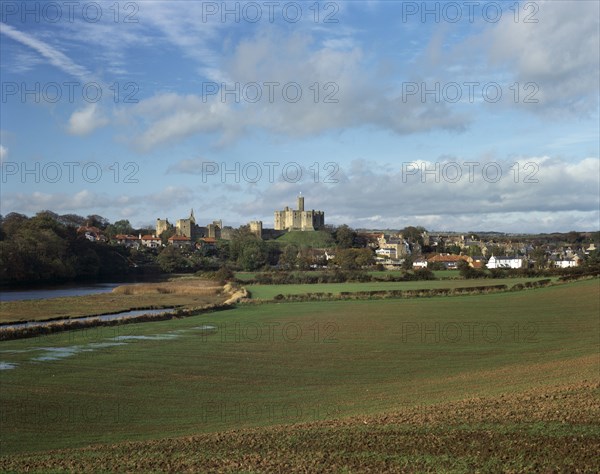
0;22;93;82
482;0;598;114
119;29;469;150
67;104;109;136
221;156;600;232
0;145;7;163
0;186;197;225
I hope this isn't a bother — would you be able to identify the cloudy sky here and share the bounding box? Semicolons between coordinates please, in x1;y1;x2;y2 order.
1;0;598;233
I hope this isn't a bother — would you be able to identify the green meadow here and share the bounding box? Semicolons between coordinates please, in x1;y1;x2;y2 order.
247;276;554;299
0;279;597;457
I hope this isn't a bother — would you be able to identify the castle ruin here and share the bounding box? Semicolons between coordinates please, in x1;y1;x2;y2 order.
274;195;324;231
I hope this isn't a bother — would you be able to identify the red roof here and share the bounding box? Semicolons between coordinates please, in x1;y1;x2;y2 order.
115;234;138;240
141;235;159;240
77;226;102;234
168;235;191;241
201;238;217;243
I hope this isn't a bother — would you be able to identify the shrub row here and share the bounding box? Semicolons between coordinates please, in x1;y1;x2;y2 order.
271;285;510;302
240;269;436;286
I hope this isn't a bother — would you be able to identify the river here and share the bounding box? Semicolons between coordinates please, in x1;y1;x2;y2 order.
0;282;122;302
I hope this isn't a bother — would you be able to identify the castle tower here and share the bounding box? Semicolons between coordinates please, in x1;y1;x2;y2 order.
190;209;196;224
156;218;171;238
274;196;324;232
249;220;263;239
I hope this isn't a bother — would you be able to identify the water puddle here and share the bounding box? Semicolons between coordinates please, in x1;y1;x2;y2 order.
29;342;129;362
193;325;217;330
0;323;219;370
112;334;180;341
0;308;176;331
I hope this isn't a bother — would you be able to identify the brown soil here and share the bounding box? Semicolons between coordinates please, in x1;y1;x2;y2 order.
1;381;598;473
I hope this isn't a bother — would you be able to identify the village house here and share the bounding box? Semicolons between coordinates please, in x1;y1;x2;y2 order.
197;237;217;251
427;254;471;269
168;235;192;248
412;257;428;269
77;226;106;242
550;255;580;268
360;233;385;249
470;256;487;268
486;256;524;269
140;234;161;249
114;234;140;249
377;234;410;258
376;248;397;259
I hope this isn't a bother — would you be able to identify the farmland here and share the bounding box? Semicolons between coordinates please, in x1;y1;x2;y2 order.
247;276;556;299
0;279;598;471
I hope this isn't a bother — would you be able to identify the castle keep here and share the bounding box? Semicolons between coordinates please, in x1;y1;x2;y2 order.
274;195;325;231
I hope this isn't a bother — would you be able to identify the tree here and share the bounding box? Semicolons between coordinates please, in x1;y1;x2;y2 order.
565;231;583;244
279;244;299;270
85;214;109;229
446;244;461;255
457;260;486;279
400;226;426;246
238;239;268;271
354;248;375;267
531;247;547;270
333;248;374;270
58;213;86;228
106;219;134;237
0;212;28;238
157;246;190;273
401;255;414;270
334;225;357;249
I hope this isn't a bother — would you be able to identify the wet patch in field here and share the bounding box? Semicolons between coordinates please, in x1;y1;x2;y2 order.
0;325;220;369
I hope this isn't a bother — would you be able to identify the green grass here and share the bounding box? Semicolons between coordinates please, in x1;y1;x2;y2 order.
247;277;555;299
234;272;258;281
274;230;335;248
0;279;597;456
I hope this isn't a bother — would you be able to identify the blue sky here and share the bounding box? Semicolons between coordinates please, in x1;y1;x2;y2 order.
1;0;599;233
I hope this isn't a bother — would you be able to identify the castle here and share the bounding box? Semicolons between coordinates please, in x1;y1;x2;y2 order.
274;195;325;232
156;210;232;240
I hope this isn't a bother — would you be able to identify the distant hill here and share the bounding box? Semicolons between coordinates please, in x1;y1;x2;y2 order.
275;230;335;248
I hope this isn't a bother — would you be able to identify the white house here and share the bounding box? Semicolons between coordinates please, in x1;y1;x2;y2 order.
554;257;579;268
486;256;523;269
140;234;162;249
376;248;397;259
412;258;428;269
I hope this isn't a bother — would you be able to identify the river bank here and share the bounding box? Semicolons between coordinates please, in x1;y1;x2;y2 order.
0;278;227;324
0;279;249;341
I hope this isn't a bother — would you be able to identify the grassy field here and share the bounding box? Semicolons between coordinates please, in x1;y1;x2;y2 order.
247;276;553;299
0;279;597;465
0;279;225;323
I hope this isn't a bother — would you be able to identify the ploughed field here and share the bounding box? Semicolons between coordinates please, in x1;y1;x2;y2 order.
0;279;598;472
2;381;597;472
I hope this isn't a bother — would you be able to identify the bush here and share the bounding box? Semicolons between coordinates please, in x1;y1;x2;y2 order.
214;266;234;283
